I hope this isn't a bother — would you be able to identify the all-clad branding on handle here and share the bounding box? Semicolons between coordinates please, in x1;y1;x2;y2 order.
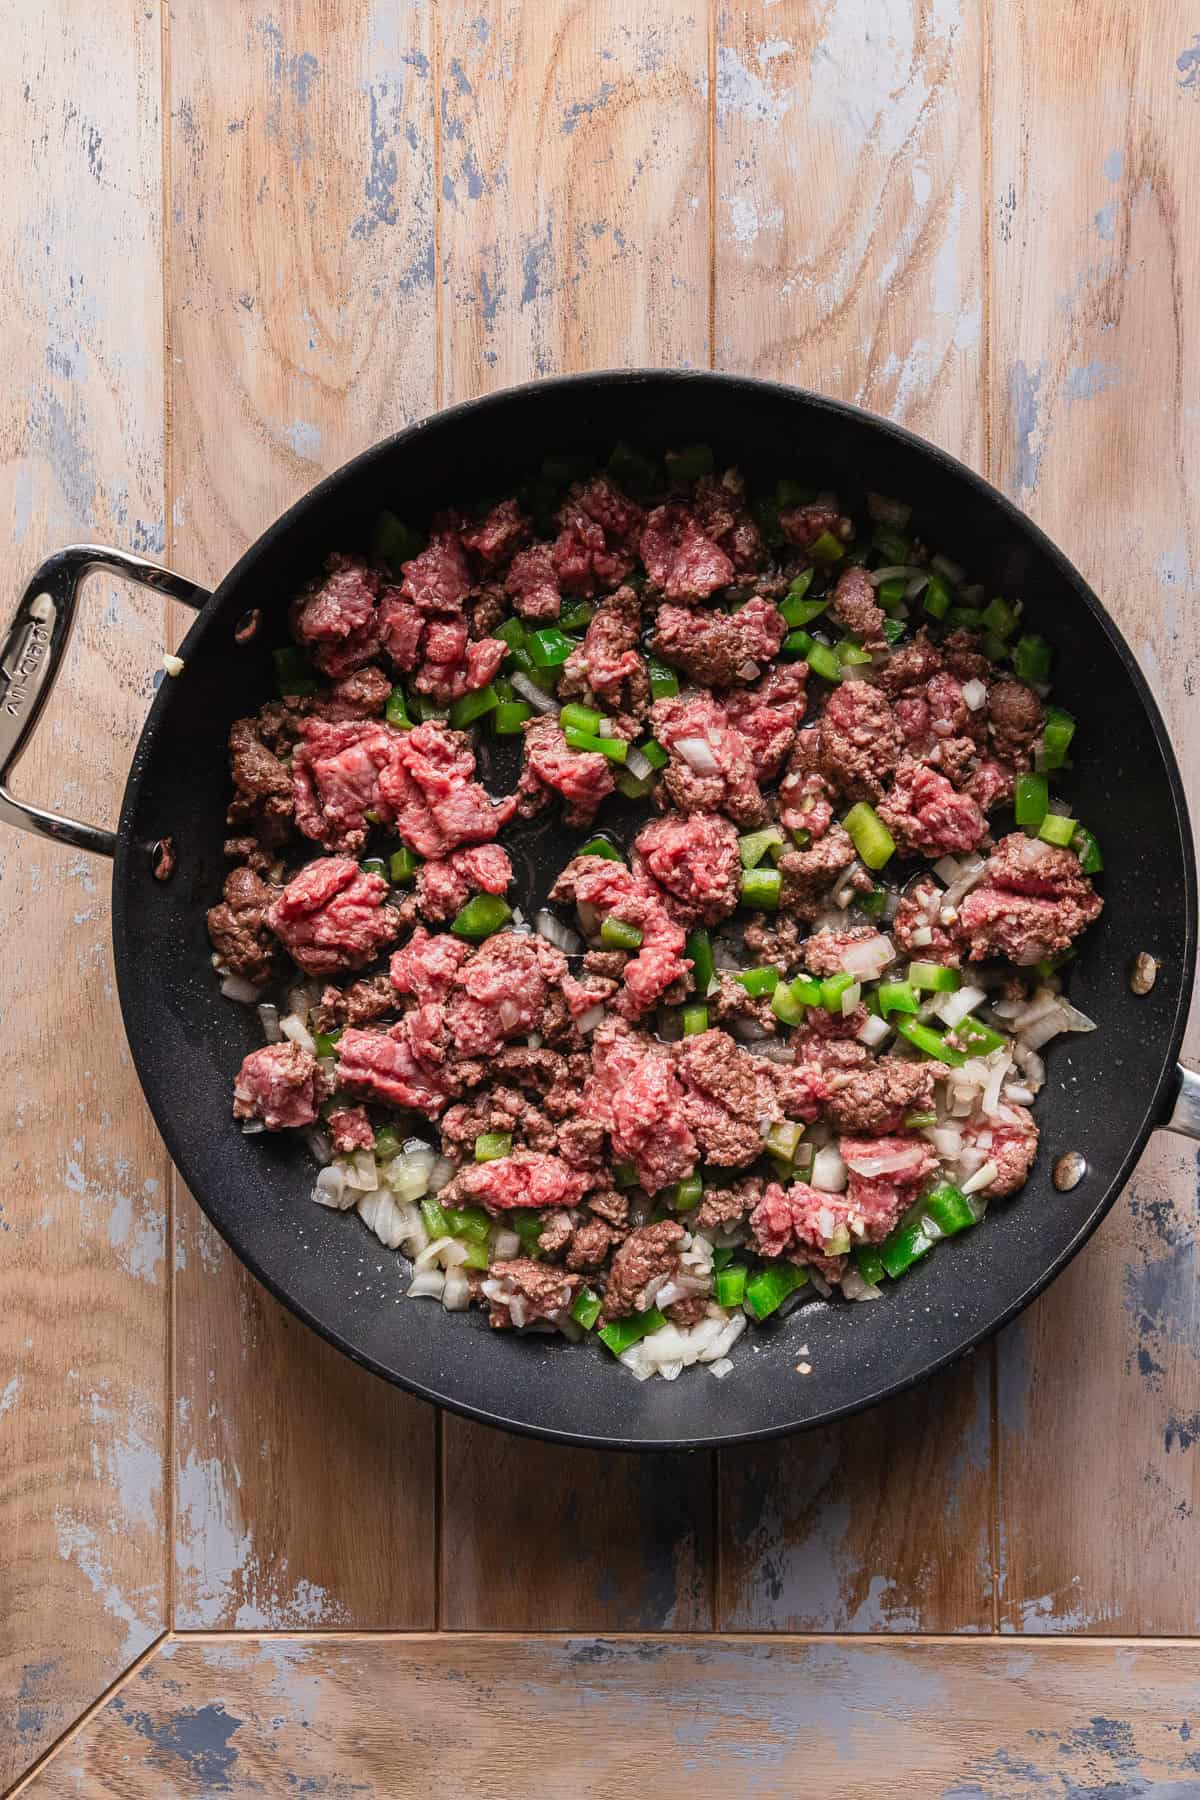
0;544;209;858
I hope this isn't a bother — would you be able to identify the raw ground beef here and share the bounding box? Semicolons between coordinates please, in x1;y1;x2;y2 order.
400;527;472;614
559;585;648;711
878;757;987;857
600;1220;685;1321
445;1150;594;1213
208;866;279;984
516;715;615;825
632;812;741;926
267;857;400;976
412;618;505;702
550;857;690;1019
220;453;1104;1367
651;691;767;827
233;1042;329;1130
651;596;785;686
338;1008;455;1117
445;932;566;1056
292;718;400;854
675;1028;778;1168
379;722;516;858
414;843;513;922
505;542;562;621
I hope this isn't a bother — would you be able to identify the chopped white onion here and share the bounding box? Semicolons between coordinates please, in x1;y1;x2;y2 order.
842;1141;932;1178
840;934;896;980
162;652;185;677
905;572;931;600
257;1002;282;1043
357;1189;413;1249
930;552;965;587
428;1154;455;1194
709;1357;735;1379
931;1126;964;1159
909;925;933;948
511;671;560;714
933;984;989;1029
673;735;721;774
811;1145;848;1193
408;1270;446;1300
868;563;926;587
576;1003;607;1035
280;1011;316;1053
1013;1042;1046;1090
312;1163;353;1209
962;1159;998;1196
933;855;962;884
381;1147;435;1203
1003;1084;1037;1105
840;979;862;1017
941;854;988;909
343;1148;380;1191
240;1118;266;1135
442;1266;472;1312
957;1145;989;1178
961;678;988;711
866;492;912;528
624;745;654;781
535;909;582;955
857;1012;892;1048
491;1229;521;1258
221;972;262;1004
303;1127;333;1167
841;1267;883;1302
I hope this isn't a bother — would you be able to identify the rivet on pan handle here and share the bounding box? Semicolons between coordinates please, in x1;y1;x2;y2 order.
0;545;210;858
1162;1065;1200;1141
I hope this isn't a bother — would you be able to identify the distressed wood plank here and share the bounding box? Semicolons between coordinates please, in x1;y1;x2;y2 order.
0;1;170;1786
714;0;993;1632
26;1635;1200;1798
167;0;439;1629
438;0;710;389
437;0;715;1630
989;0;1200;1633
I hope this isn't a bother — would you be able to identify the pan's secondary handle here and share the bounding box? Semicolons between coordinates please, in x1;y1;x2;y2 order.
0;544;210;858
1162;1065;1200;1141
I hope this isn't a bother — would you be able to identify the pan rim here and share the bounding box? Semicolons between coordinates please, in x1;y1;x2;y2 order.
112;368;1198;1450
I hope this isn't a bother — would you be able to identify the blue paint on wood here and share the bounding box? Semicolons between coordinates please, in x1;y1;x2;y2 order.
1177;37;1200;93
1063;360;1121;401
114;1697;243;1790
1009;361;1044;494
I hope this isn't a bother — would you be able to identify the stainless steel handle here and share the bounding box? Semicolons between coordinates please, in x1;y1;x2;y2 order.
1163;1065;1200;1140
0;544;210;858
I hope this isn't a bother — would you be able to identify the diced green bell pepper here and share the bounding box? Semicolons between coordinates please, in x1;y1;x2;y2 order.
528;626;575;667
908;962;960;992
739;826;784;869
386;685;413;728
673;1174;702;1212
923;575;952;620
780;594;828;628
493;700;532;734
389;847;417;884
740;866;782;910
820;971;858;1013
647;658;680;699
448;684;500;729
682;1004;709;1036
579;836;624;862
715;1266;747;1308
560;701;602;735
598;1307;667;1356
1039;705;1076;770
564;726;628;762
665;443;714;483
842;800;896;871
805;640;843;683
745;1263;809;1320
571;1287;603;1330
420;1197;450;1240
951;1015;1006;1057
734;966;779;998
1072;825;1103;875
450;894;512;940
371;510;425;573
1013;633;1052;682
474;1132;512;1163
686;929;715;996
878;979;919;1015
980;595;1019;640
444;1204;491;1244
557;600;595;632
273;646;317;696
808;531;845;565
600;916;643;951
893;1017;967;1066
1014;771;1049;828
1038;812;1077;847
923;1183;977;1236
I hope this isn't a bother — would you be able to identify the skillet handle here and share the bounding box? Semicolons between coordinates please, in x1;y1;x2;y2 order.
1162;1065;1200;1140
0;544;210;858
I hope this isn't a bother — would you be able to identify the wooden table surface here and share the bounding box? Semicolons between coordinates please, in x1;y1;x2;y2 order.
3;2;1199;1793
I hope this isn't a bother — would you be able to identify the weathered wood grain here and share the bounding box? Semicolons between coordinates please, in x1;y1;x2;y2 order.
714;0;985;456
167;0;439;1629
0;2;170;1786
988;0;1200;1633
438;0;710;390
25;1634;1200;1798
714;0;994;1632
436;0;717;1630
440;1429;714;1630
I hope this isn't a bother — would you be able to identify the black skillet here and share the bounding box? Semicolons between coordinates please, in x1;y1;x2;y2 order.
3;371;1197;1450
